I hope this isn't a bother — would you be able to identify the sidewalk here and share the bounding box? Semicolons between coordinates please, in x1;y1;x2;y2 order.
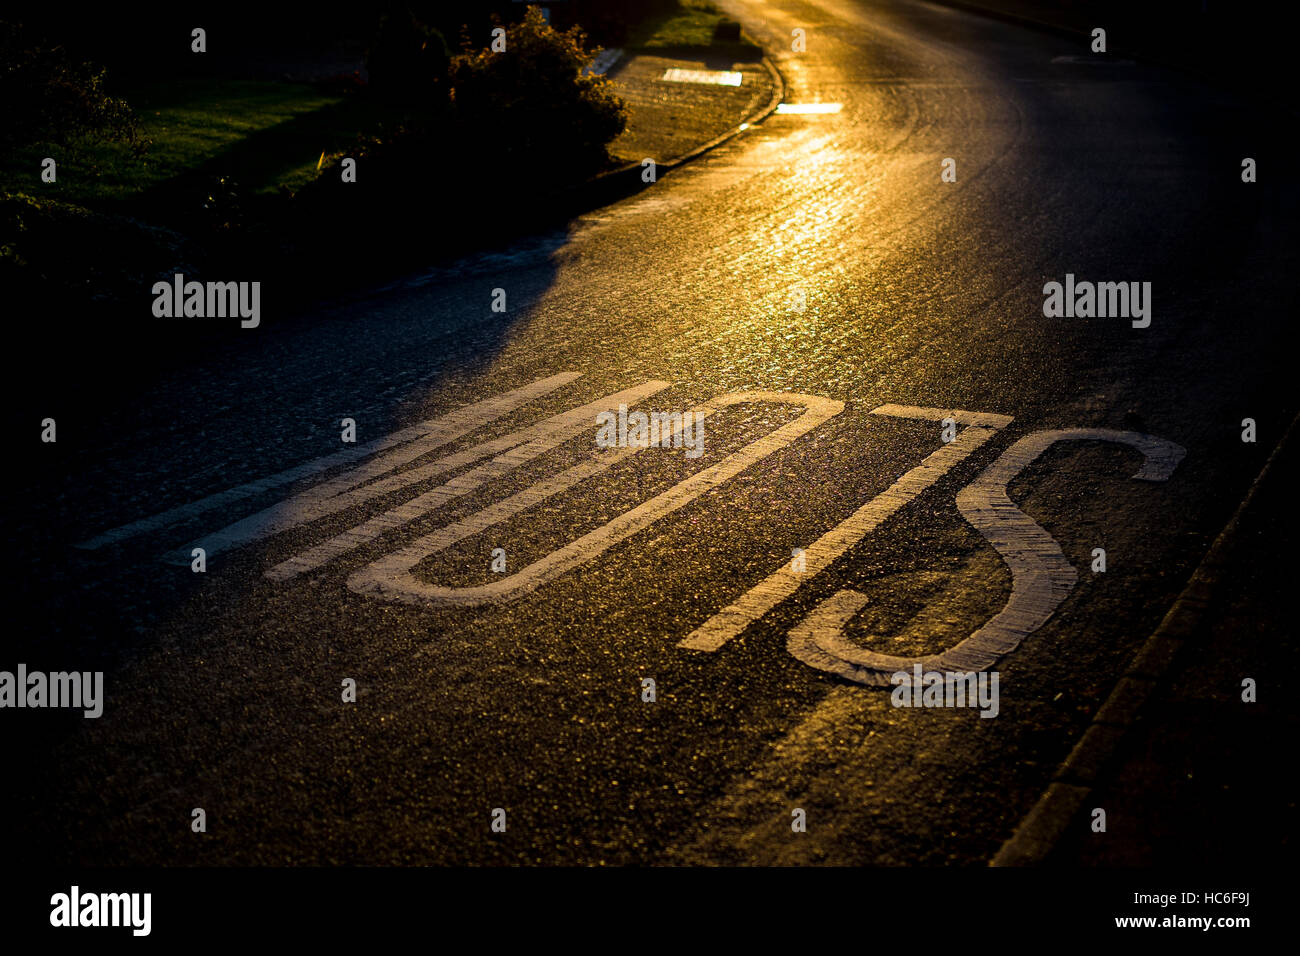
998;416;1298;866
604;49;779;168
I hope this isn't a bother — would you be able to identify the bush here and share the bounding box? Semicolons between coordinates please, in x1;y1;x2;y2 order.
0;192;196;304
292;4;629;270
0;21;145;151
366;11;451;102
448;6;626;176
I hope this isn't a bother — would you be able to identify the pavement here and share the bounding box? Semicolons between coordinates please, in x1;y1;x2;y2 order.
240;41;781;173
2;0;1294;867
604;49;778;167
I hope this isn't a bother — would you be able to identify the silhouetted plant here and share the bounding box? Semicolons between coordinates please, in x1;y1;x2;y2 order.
0;21;145;151
448;6;626;176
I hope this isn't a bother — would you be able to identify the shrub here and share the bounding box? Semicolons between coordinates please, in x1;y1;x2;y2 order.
448;6;626;177
0;192;195;303
293;4;629;266
0;20;145;151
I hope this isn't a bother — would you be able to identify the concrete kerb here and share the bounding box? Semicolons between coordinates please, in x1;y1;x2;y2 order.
566;53;786;210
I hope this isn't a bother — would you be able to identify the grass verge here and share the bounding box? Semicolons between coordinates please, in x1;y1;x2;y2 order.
0;78;404;215
626;0;760;57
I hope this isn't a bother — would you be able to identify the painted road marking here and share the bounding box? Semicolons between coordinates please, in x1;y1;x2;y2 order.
677;405;1014;652
661;68;743;86
81;371;1185;684
786;428;1187;684
76;372;583;550
175;380;672;564
775;103;843;114
346;392;844;606
262;381;681;580
584;48;623;76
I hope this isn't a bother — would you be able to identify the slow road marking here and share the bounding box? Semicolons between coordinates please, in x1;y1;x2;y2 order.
77;378;1186;680
77;372;582;550
184;380;673;565
786;429;1187;683
678;405;1013;652
346;392;843;605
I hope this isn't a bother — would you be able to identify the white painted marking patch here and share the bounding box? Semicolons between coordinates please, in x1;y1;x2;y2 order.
584;48;623;76
661;68;743;86
775;103;843;114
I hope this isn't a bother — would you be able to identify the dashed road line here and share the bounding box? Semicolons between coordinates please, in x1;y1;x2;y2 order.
775;102;844;114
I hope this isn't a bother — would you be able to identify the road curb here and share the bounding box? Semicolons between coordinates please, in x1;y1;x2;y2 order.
659;54;786;169
991;411;1300;866
572;52;786;208
333;46;785;310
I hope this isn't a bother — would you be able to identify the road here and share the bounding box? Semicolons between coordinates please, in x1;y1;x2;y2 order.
4;0;1294;866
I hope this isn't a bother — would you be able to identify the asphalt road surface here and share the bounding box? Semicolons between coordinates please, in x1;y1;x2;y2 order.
5;0;1294;865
